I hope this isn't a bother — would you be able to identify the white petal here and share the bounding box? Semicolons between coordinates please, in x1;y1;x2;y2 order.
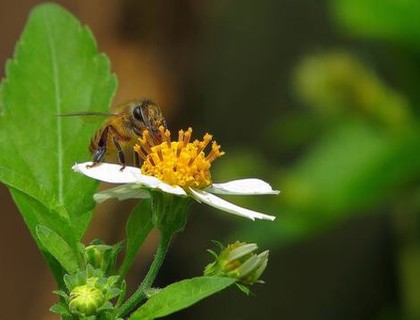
207;179;280;195
189;188;276;221
72;162;187;196
72;162;141;183
137;174;187;196
93;184;150;203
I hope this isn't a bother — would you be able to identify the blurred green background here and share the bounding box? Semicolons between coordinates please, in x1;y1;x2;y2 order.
1;0;419;319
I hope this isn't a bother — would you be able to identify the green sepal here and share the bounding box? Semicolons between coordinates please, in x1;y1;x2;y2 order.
235;283;253;296
84;240;123;276
115;280;126;308
50;302;71;316
149;190;193;235
52;289;69;301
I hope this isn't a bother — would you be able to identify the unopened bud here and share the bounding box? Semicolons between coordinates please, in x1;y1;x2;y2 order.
69;283;105;316
204;241;269;285
85;240;122;275
51;266;123;319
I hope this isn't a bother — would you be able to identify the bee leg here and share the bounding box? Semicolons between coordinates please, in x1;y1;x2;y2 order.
112;137;126;171
87;127;109;169
87;147;107;168
132;125;142;136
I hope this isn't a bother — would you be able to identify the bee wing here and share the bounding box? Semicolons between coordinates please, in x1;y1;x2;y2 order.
58;112;118;123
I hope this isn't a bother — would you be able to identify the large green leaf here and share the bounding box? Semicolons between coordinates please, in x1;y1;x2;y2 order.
129;277;237;320
119;199;153;279
0;4;117;242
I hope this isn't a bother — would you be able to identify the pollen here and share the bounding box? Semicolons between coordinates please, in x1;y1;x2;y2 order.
134;127;224;189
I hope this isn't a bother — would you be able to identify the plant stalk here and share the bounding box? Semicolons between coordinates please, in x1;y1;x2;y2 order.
117;231;172;318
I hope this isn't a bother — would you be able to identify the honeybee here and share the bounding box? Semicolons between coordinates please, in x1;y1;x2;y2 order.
63;99;167;169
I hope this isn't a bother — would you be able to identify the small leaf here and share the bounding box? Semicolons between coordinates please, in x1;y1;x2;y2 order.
129;277;237;320
119;200;153;278
52;289;69;301
36;224;79;274
50;303;71;316
115;280;127;308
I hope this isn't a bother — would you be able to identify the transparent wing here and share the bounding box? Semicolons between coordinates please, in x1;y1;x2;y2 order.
58;111;117;123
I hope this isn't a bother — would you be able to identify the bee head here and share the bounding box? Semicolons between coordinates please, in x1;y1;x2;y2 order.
132;99;167;142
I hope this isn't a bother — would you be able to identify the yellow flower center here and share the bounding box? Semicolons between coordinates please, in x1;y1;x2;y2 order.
134;127;224;189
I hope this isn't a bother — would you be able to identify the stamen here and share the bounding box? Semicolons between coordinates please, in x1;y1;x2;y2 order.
144;130;156;148
159;126;171;148
183;127;192;145
156;146;164;162
200;133;213;151
188;135;210;166
165;130;171;147
150;153;159;167
177;129;185;157
135;128;223;189
205;141;224;163
178;129;184;144
140;136;152;154
192;134;213;161
146;154;156;166
133;145;147;161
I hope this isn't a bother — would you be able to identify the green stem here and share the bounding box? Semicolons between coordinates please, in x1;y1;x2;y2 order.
117;231;172;318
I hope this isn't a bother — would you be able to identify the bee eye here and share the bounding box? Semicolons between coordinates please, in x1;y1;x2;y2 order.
133;106;143;121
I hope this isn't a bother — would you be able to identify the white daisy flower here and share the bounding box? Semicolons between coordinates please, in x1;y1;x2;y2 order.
72;127;279;221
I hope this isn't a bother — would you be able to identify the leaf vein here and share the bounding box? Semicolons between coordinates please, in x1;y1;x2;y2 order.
44;16;64;203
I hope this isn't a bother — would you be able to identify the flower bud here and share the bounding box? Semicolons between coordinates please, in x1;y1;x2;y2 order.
204;241;269;285
69;284;105;316
85;240;122;275
50;266;123;319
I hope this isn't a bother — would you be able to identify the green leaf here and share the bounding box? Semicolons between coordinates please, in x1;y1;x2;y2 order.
129;277;237;320
119;200;153;279
10;188;69;285
36;224;80;274
331;0;420;46
5;172;78;249
0;3;117;241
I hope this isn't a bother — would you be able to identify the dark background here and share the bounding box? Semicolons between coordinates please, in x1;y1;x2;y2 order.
1;1;419;319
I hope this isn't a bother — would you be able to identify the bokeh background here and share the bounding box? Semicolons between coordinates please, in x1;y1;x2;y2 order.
1;0;419;319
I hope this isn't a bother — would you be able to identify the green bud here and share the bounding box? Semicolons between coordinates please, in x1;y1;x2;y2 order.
51;266;124;319
204;241;269;285
69;284;105;316
85;240;122;275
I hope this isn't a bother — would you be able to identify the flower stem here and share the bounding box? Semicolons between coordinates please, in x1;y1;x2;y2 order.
117;231;172;318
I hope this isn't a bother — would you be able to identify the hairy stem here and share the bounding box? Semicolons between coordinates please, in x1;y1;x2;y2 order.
117;231;172;318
